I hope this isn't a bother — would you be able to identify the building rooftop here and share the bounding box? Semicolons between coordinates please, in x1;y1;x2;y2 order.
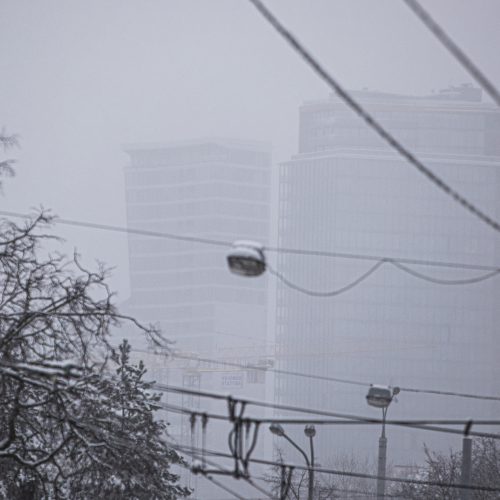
124;137;271;155
302;84;498;111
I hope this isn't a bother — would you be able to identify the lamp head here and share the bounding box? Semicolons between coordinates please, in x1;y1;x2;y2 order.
269;423;286;437
304;424;316;438
227;240;266;277
366;384;393;409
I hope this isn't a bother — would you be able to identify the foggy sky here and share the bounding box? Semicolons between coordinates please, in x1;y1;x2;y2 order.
1;0;500;298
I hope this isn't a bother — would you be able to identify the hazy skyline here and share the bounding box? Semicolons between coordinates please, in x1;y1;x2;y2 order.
2;0;500;299
2;3;500;497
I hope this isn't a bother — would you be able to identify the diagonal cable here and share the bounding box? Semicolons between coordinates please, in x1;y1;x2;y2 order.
403;0;500;107
247;0;500;234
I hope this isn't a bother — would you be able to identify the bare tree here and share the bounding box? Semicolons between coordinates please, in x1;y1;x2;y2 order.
316;455;375;499
0;130;17;188
391;439;500;500
265;449;308;500
0;212;187;498
265;450;375;499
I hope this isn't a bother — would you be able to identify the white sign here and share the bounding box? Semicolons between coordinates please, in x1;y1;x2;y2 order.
221;373;243;387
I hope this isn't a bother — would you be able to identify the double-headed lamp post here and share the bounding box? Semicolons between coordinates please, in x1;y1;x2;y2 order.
366;385;400;500
270;423;316;500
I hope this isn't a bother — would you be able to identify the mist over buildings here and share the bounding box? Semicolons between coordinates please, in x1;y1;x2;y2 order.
2;1;500;498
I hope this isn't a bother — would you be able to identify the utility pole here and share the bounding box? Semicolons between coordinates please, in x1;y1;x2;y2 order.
377;411;388;499
366;385;399;499
305;425;316;500
460;421;473;500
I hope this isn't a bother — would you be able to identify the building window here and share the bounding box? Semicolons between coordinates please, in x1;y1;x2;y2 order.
246;369;265;384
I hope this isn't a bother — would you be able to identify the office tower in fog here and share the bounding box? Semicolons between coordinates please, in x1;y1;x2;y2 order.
123;139;273;498
124;139;271;353
276;86;500;463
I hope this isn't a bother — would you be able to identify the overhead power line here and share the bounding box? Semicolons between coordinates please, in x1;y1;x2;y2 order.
157;399;500;439
205;460;273;499
267;260;384;297
268;260;500;297
390;260;500;285
0;210;229;248
186;441;400;499
173;443;500;494
177;448;250;500
181;444;274;499
204;475;246;500
403;0;500;107
133;347;500;403
255;474;404;500
247;0;500;234
2;209;499;276
153;383;500;439
265;244;499;272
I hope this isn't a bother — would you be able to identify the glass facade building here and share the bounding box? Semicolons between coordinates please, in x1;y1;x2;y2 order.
276;86;500;464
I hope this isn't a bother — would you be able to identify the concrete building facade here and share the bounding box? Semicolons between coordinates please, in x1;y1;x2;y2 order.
123;139;273;498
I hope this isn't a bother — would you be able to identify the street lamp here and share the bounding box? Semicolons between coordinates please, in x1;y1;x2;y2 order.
366;385;400;500
269;423;316;500
227;240;266;277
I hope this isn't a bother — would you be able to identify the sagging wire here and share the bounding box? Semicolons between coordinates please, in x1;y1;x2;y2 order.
227;396;261;479
201;412;208;470
205;475;246;500
154;384;500;440
268;258;500;299
175;442;500;494
189;412;197;467
267;259;385;297
186;440;274;499
390;260;500;285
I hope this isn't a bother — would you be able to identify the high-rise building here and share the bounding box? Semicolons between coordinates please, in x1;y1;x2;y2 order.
123;139;273;497
276;85;500;465
124;138;271;352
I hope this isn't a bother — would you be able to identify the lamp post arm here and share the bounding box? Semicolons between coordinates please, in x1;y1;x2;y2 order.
283;434;310;468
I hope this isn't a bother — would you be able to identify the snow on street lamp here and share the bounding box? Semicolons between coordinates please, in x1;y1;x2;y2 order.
227;240;266;277
366;385;398;409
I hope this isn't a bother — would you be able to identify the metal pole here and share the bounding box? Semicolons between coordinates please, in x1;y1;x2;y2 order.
460;436;472;500
308;435;315;500
283;434;312;500
377;408;388;499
